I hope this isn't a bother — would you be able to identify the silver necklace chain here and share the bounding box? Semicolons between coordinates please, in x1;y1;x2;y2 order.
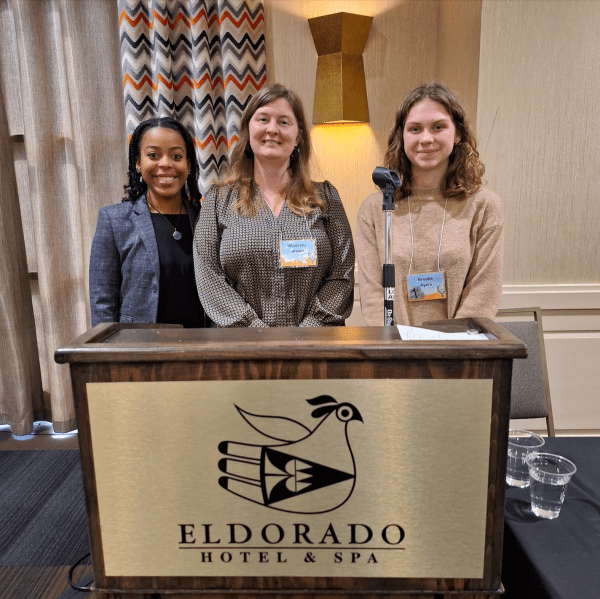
146;196;184;240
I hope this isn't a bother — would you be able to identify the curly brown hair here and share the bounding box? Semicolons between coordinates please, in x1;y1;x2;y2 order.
218;83;325;216
385;82;484;200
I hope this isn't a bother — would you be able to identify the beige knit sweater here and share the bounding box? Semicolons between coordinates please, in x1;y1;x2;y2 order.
355;187;504;327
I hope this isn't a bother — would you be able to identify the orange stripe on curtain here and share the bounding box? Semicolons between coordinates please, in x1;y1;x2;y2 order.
118;0;266;192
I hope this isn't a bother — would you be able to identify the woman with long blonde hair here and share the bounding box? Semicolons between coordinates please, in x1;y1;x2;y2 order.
194;83;354;327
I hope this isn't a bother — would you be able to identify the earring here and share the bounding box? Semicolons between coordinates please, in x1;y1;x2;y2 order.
244;142;254;158
289;145;300;167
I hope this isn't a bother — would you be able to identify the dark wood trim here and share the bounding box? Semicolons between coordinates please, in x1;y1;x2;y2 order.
55;319;526;364
56;322;524;598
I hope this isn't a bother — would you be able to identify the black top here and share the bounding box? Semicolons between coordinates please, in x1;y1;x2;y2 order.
150;213;210;328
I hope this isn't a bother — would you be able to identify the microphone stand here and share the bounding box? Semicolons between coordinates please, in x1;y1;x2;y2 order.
372;167;401;326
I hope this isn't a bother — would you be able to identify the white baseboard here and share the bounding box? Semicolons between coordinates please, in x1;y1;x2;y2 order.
500;283;600;310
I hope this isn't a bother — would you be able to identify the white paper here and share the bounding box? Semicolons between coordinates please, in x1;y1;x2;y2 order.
397;325;488;341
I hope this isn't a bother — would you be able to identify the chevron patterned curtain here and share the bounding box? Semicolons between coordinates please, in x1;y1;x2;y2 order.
118;0;266;192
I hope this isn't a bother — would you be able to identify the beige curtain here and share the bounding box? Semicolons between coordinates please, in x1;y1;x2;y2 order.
0;0;126;434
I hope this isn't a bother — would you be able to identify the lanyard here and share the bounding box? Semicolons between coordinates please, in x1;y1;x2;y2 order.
407;195;448;275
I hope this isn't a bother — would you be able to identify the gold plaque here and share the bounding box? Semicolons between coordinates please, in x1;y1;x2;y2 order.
86;379;492;578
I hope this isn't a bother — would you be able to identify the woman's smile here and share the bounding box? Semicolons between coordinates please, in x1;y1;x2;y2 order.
249;98;299;164
136;127;190;205
403;98;459;184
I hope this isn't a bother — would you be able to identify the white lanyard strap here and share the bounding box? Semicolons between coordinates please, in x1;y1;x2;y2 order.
407;195;448;275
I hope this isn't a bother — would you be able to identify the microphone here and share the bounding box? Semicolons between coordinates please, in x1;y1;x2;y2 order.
372;166;401;189
372;167;401;211
371;167;401;326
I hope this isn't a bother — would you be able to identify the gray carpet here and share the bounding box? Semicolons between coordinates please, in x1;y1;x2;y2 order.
0;450;89;567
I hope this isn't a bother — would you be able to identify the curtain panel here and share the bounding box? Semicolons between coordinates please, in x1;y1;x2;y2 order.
0;0;266;436
118;0;266;193
0;0;127;435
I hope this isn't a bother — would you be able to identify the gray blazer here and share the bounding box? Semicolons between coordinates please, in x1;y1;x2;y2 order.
89;195;199;326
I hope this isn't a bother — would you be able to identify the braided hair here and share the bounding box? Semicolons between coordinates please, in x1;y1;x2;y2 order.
123;117;202;208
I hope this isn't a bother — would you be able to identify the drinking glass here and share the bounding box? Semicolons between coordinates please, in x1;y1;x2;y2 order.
526;453;577;519
506;429;545;487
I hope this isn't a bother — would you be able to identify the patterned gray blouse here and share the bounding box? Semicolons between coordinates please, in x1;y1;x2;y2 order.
194;181;355;327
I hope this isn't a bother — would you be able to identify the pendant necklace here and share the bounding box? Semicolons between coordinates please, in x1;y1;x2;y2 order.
146;196;184;240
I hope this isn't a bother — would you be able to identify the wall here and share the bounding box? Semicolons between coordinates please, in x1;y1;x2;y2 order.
264;0;481;235
477;0;600;433
477;0;600;286
265;0;600;433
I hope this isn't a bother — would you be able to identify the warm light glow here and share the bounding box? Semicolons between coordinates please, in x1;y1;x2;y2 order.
322;120;365;125
313;123;374;133
311;123;384;236
279;1;399;19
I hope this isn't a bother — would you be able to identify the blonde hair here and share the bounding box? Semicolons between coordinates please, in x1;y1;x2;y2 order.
218;83;325;216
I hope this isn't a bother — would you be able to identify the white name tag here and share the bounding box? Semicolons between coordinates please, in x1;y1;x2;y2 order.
279;239;317;268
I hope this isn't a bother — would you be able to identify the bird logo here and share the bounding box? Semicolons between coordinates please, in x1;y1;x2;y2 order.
217;395;363;514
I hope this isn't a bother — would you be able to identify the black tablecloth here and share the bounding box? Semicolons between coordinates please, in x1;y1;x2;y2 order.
503;437;600;599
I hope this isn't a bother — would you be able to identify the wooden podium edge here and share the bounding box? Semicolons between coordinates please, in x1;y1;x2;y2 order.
58;322;521;599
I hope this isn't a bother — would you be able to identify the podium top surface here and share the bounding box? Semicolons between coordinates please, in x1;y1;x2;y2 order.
55;318;527;363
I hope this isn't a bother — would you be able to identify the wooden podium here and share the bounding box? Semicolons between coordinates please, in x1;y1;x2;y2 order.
55;318;525;599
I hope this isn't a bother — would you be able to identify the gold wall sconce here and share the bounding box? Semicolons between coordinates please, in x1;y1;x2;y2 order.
308;12;373;124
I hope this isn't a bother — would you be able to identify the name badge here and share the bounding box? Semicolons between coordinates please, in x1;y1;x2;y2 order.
280;239;317;268
406;271;447;302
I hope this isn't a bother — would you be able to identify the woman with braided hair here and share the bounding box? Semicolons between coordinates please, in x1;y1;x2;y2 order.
89;117;211;327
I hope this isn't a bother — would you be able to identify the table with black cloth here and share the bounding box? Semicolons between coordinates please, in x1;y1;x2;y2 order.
502;436;600;599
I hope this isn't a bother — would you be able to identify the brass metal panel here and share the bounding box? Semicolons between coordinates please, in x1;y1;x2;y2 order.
308;13;373;55
309;11;373;124
340;13;374;54
313;54;369;124
308;12;343;55
87;378;492;580
313;53;343;123
341;55;370;123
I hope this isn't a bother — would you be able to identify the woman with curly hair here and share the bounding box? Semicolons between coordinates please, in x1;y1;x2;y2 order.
89;117;211;327
356;82;503;326
194;83;354;327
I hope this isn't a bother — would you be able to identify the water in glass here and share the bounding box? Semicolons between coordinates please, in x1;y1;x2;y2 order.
526;452;576;519
506;430;545;487
529;469;569;518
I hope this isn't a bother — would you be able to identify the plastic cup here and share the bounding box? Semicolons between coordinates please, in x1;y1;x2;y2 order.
506;429;545;487
525;453;577;519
